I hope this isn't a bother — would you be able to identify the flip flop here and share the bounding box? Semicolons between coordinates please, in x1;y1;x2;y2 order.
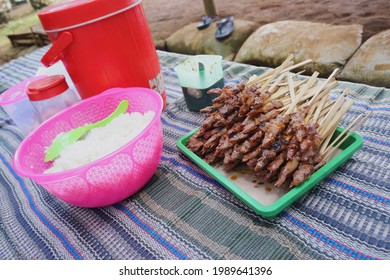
215;16;234;40
197;16;217;30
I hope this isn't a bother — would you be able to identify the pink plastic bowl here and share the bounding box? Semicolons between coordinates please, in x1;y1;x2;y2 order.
13;87;163;207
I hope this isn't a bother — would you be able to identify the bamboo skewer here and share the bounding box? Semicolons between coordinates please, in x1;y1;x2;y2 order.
281;59;313;75
311;100;335;123
320;99;354;138
295;71;319;100
321;114;364;155
322;112;372;162
248;58;312;88
318;88;349;127
246;61;293;87
312;95;329;123
269;72;288;93
308;68;339;107
269;80;306;101
320;122;339;154
300;81;338;110
286;74;297;114
276;70;306;86
259;54;294;92
246;69;276;86
302;82;337;123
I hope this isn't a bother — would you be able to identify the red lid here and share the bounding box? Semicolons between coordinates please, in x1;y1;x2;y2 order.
38;0;141;31
27;75;69;101
0;76;47;105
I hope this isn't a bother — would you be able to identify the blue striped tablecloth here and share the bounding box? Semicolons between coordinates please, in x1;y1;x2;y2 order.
0;47;389;260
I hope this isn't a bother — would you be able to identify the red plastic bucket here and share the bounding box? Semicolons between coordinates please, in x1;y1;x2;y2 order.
38;0;166;107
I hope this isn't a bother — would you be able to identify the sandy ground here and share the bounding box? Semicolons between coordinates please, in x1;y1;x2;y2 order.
142;0;390;42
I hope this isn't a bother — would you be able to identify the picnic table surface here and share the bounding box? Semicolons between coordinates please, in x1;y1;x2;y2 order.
0;47;389;260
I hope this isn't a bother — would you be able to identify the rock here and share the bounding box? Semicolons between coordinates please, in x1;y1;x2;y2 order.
339;29;390;88
235;21;363;77
154;39;166;51
166;19;257;60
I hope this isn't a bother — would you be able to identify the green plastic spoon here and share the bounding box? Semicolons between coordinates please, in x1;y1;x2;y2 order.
44;100;129;162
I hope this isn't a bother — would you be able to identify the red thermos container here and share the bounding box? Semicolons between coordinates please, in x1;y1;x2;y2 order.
38;0;166;107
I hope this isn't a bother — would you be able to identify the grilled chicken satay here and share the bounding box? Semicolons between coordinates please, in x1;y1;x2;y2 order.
291;107;309;142
202;112;227;131
223;144;244;171
290;163;313;188
301;133;322;162
274;157;300;187
300;122;319;153
215;134;231;155
222;148;237;171
238;130;264;154
204;150;223;165
200;128;227;155
202;127;224;140
244;145;264;168
187;137;205;154
261;150;287;182
200;82;244;114
254;136;289;173
254;150;277;172
288;131;323;187
188;67;342;188
261;114;291;149
211;96;281;157
210;86;235;105
219;103;236;115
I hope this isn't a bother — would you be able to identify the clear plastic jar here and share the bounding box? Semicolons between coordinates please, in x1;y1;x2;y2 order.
27;75;80;121
0;76;45;137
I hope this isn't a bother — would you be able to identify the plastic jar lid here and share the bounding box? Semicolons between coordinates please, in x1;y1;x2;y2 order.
38;0;141;32
0;76;47;105
27;75;69;101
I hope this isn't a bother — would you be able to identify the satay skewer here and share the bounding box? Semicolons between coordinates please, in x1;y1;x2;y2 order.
246;60;293;87
268;72;288;93
268;70;305;93
276;70;306;86
188;53;367;189
320;99;354;138
294;71;320;99
317;88;349;127
281;59;312;74
312;96;330;123
259;54;295;91
247;57;313;88
320;121;339;155
296;80;337;110
269;80;306;101
302;83;336;121
308;68;339;107
322;112;371;162
285;73;297;114
310;100;335;123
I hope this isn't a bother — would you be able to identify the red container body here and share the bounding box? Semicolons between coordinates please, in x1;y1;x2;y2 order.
38;0;166;107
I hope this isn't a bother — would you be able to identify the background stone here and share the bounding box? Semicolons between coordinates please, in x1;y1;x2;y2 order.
235;21;363;77
339;29;390;88
166;19;257;60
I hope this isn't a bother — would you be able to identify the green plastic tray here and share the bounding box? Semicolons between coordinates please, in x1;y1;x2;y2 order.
176;127;363;218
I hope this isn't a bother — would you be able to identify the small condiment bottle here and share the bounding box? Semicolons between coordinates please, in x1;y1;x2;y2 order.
0;76;45;137
27;75;80;121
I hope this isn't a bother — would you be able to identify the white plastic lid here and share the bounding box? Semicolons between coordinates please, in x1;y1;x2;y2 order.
0;76;47;105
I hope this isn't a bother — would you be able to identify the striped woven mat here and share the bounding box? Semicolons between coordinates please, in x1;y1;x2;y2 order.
0;47;389;260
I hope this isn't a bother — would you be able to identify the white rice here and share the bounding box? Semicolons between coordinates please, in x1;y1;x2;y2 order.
45;111;155;174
